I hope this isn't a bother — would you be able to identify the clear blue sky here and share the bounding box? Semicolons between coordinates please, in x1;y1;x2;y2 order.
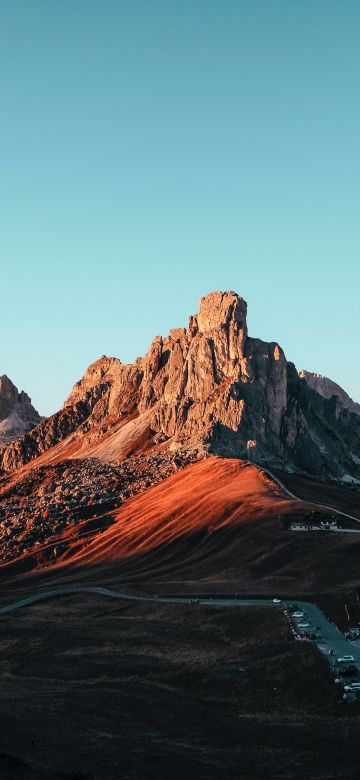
1;0;359;415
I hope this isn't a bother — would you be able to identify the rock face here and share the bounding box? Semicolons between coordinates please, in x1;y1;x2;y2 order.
1;291;360;479
0;375;42;445
299;370;360;415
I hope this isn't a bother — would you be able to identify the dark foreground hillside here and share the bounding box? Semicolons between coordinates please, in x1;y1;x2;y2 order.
0;595;360;779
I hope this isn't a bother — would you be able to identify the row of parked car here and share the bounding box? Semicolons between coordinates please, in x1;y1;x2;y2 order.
288;608;324;642
286;608;360;702
334;655;360;702
267;599;360;703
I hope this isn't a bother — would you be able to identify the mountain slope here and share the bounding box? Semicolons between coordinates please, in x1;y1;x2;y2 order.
0;457;315;586
2;457;360;598
54;457;298;569
299;369;360;415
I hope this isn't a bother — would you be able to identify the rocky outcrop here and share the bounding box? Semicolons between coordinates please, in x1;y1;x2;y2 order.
0;357;142;472
1;291;360;479
0;376;42;445
299;370;360;415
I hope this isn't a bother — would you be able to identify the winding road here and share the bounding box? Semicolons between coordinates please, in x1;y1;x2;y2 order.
0;586;359;679
262;465;360;526
1;464;359;697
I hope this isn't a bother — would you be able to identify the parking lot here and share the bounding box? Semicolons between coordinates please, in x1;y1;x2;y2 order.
286;603;360;703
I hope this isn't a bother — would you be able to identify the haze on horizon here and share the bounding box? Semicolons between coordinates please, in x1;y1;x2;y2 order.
0;0;359;416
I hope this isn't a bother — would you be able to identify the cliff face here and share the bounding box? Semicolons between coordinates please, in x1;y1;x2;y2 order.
299;370;360;416
1;291;359;479
138;292;289;462
0;375;42;445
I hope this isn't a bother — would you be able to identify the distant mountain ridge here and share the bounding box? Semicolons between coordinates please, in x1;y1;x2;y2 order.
0;375;42;444
0;291;360;480
299;370;360;416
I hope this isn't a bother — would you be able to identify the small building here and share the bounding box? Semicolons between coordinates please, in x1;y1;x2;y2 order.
319;519;339;531
289;521;308;532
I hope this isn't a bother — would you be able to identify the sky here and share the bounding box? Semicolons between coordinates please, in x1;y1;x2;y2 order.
0;0;359;415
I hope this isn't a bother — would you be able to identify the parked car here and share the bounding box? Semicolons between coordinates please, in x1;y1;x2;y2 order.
339;665;357;676
337;655;355;663
346;628;360;640
297;622;311;628
272;598;281;603
293;612;305;618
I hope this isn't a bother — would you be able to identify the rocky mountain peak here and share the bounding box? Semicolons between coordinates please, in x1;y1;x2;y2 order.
299;370;360;416
64;357;122;409
1;291;360;480
0;375;19;402
196;290;248;335
0;375;42;445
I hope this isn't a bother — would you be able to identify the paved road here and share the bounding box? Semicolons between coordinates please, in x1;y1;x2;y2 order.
290;527;360;534
1;587;359;678
1;467;359;694
262;466;360;526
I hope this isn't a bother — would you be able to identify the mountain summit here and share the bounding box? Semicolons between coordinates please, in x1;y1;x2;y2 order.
299;370;360;416
1;291;359;479
0;375;42;445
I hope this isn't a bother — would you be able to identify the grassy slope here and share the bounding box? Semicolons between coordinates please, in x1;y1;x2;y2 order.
1;594;357;780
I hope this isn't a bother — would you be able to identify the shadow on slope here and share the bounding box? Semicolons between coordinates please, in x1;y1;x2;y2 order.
2;458;360;599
